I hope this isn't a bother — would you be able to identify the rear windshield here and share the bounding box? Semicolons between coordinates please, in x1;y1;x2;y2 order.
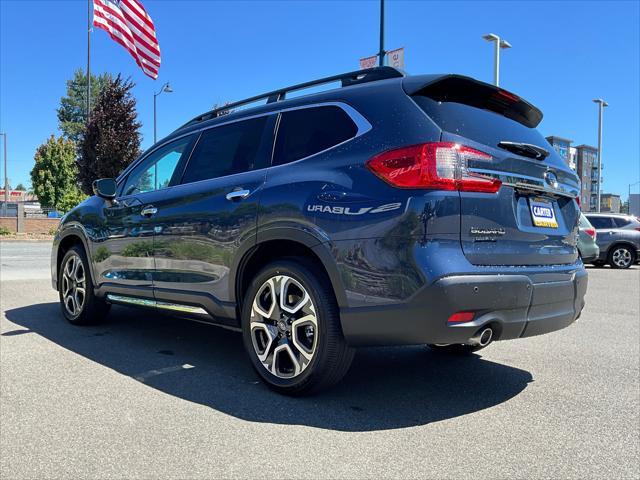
412;94;550;150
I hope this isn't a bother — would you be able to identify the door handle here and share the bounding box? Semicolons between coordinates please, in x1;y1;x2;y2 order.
141;205;158;217
226;189;251;202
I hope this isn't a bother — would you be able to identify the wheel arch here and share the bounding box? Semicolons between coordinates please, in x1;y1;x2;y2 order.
231;228;347;317
55;225;96;288
607;241;638;260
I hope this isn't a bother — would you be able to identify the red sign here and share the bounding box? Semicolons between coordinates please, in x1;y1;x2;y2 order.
359;55;378;70
0;190;24;197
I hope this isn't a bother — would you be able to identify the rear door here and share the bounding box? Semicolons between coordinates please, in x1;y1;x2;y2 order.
409;76;580;266
586;215;617;253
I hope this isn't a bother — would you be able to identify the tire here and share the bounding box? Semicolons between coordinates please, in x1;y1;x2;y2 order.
58;245;110;325
427;343;489;355
608;245;636;269
241;258;354;395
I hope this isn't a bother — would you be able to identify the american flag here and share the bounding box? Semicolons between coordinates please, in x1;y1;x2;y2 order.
93;0;161;79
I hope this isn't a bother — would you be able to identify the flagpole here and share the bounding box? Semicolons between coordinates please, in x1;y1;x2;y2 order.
87;0;91;122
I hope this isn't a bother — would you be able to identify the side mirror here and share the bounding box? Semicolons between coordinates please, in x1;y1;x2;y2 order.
92;178;117;200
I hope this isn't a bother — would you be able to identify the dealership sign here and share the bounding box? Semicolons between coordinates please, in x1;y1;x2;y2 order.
359;48;404;70
359;55;378;70
386;47;404;69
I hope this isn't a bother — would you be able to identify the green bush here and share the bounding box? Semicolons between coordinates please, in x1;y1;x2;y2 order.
0;226;12;236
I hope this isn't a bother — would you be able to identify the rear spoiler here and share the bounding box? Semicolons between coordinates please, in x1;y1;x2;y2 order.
403;74;543;128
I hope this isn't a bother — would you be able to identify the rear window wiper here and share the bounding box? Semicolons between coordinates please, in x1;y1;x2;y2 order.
498;141;549;160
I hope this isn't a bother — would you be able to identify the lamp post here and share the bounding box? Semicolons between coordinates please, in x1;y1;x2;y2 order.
153;82;173;143
1;132;7;217
378;0;385;67
593;98;608;212
482;33;511;86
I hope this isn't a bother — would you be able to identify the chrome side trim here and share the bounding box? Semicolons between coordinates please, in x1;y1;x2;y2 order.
106;294;208;315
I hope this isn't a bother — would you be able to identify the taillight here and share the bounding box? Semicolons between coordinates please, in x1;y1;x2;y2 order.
584;228;596;239
575;196;581;208
448;311;475;323
366;142;502;193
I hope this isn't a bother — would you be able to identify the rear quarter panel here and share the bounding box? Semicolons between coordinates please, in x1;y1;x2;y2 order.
257;83;462;308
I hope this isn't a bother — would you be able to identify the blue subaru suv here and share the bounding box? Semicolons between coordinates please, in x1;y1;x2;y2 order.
51;67;587;394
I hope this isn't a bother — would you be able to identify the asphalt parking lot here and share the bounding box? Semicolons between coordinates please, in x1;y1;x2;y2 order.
1;240;639;479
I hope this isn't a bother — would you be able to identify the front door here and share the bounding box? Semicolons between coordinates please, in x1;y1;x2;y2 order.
148;115;275;321
94;134;197;298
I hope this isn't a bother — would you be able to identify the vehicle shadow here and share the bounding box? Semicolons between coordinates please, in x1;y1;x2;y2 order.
4;303;533;432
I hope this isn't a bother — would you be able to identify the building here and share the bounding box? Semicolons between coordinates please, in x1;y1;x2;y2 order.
600;193;621;213
546;136;575;170
546;136;602;211
573;145;600;212
630;193;640;217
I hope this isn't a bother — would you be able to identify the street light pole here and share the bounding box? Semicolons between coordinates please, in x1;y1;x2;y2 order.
153;82;173;144
482;33;512;86
593;98;608;213
1;133;7;217
378;0;385;67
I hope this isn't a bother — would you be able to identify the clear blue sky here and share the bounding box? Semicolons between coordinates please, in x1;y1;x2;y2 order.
1;0;639;199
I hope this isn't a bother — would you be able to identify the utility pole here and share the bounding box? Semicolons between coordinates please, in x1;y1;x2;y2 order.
482;33;511;86
593;98;608;212
1;133;7;217
378;0;385;66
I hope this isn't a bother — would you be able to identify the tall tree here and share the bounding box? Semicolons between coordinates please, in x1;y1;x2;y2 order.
77;75;142;194
57;69;111;144
30;136;86;211
14;183;26;191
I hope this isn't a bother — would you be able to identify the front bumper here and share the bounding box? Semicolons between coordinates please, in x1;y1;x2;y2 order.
340;267;588;346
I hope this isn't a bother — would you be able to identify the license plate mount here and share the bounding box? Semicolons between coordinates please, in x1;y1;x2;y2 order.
529;198;558;228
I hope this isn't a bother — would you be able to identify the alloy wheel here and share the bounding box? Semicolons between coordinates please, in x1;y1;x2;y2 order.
612;248;632;268
250;275;318;379
61;253;86;317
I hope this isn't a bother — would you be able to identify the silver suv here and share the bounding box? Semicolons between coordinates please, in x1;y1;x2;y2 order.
585;213;640;269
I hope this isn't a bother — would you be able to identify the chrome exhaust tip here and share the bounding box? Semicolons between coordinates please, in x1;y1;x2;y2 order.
469;327;493;347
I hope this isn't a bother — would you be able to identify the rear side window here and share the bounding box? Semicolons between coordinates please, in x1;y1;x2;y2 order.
181;116;268;184
613;217;631;228
273;106;358;166
578;215;593;229
586;216;614;229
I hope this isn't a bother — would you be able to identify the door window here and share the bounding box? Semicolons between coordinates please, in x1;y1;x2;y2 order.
613;217;631;228
586;216;614;229
180;116;269;184
122;136;195;196
273;106;358;166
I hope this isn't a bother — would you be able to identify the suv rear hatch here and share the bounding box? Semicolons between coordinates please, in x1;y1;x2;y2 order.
405;75;580;266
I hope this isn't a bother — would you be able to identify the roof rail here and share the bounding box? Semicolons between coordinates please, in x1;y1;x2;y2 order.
180;66;405;129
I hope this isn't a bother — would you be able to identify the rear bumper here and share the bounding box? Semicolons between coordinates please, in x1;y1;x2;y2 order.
579;244;600;263
340;267;588;346
581;252;599;263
